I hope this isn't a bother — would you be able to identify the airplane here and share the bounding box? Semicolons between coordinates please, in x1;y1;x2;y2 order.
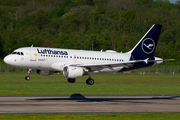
3;24;174;85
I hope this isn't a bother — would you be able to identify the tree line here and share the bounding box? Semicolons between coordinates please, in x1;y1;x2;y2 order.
0;0;180;64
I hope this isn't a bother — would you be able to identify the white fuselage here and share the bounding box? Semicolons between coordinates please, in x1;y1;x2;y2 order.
4;47;131;73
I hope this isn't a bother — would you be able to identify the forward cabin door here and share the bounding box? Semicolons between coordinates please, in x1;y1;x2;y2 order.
30;49;36;61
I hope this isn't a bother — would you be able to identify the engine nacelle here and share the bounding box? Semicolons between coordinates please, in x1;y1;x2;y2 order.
36;70;55;76
63;66;84;78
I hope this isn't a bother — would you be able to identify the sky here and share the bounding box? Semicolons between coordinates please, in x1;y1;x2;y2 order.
169;0;178;3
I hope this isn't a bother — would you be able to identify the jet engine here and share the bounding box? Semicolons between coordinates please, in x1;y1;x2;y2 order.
36;70;55;76
63;66;84;78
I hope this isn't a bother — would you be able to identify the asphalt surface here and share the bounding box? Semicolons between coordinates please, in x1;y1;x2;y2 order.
0;94;180;114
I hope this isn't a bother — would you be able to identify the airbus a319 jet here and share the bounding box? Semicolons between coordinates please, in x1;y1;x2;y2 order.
4;24;174;85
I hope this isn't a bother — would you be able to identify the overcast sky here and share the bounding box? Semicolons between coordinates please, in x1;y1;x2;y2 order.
169;0;178;3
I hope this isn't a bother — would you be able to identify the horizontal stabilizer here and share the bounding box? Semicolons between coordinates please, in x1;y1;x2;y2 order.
136;58;176;64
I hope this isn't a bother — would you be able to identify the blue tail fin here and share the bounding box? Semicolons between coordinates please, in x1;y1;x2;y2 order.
129;24;162;59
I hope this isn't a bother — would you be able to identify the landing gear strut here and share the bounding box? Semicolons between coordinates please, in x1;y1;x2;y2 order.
67;78;76;83
86;73;94;85
25;69;32;81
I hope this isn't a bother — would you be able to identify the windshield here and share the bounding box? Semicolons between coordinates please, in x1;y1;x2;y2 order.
11;51;24;56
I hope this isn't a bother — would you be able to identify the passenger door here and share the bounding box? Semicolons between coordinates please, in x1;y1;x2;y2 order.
30;49;36;61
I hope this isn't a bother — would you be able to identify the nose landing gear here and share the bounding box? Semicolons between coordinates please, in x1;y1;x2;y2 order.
25;69;32;81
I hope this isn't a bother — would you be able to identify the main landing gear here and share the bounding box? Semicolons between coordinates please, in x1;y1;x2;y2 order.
67;78;76;83
67;73;95;85
86;73;94;85
25;69;32;81
86;78;94;85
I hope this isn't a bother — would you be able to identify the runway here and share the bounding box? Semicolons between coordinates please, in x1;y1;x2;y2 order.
0;94;180;114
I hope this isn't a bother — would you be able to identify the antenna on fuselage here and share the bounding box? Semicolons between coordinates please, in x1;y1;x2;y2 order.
31;45;33;47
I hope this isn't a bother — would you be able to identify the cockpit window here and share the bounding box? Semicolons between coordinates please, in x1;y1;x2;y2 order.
11;51;24;56
12;52;17;54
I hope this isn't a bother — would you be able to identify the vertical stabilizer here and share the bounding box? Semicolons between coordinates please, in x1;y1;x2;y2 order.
128;24;162;59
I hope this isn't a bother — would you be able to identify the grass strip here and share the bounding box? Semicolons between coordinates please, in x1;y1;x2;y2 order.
0;113;180;120
0;73;180;95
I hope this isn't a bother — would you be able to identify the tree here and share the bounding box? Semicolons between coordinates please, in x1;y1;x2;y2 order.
58;0;71;9
175;0;180;10
65;13;80;26
34;9;51;30
51;8;65;19
0;35;3;58
86;0;94;6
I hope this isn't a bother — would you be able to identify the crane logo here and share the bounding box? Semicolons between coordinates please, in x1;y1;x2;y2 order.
142;38;155;54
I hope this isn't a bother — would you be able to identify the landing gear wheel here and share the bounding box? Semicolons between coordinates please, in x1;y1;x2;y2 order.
25;69;32;81
67;78;76;83
86;79;94;85
25;76;30;81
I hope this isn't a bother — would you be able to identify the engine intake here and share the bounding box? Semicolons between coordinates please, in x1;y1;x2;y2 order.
63;66;84;78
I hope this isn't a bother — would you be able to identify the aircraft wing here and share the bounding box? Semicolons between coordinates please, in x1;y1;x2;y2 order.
70;60;142;70
69;59;175;71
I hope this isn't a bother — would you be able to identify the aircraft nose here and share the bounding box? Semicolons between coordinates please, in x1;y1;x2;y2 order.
4;56;11;64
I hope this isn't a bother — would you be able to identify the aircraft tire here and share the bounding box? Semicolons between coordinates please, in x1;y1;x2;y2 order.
68;78;76;83
25;76;30;81
86;79;94;85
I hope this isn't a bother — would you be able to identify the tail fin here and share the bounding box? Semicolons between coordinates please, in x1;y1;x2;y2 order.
128;24;162;59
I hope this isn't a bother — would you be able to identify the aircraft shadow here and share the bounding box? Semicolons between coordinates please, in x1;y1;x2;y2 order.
27;94;180;103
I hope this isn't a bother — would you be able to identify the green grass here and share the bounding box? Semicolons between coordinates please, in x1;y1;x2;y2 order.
0;113;180;120
0;73;180;95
